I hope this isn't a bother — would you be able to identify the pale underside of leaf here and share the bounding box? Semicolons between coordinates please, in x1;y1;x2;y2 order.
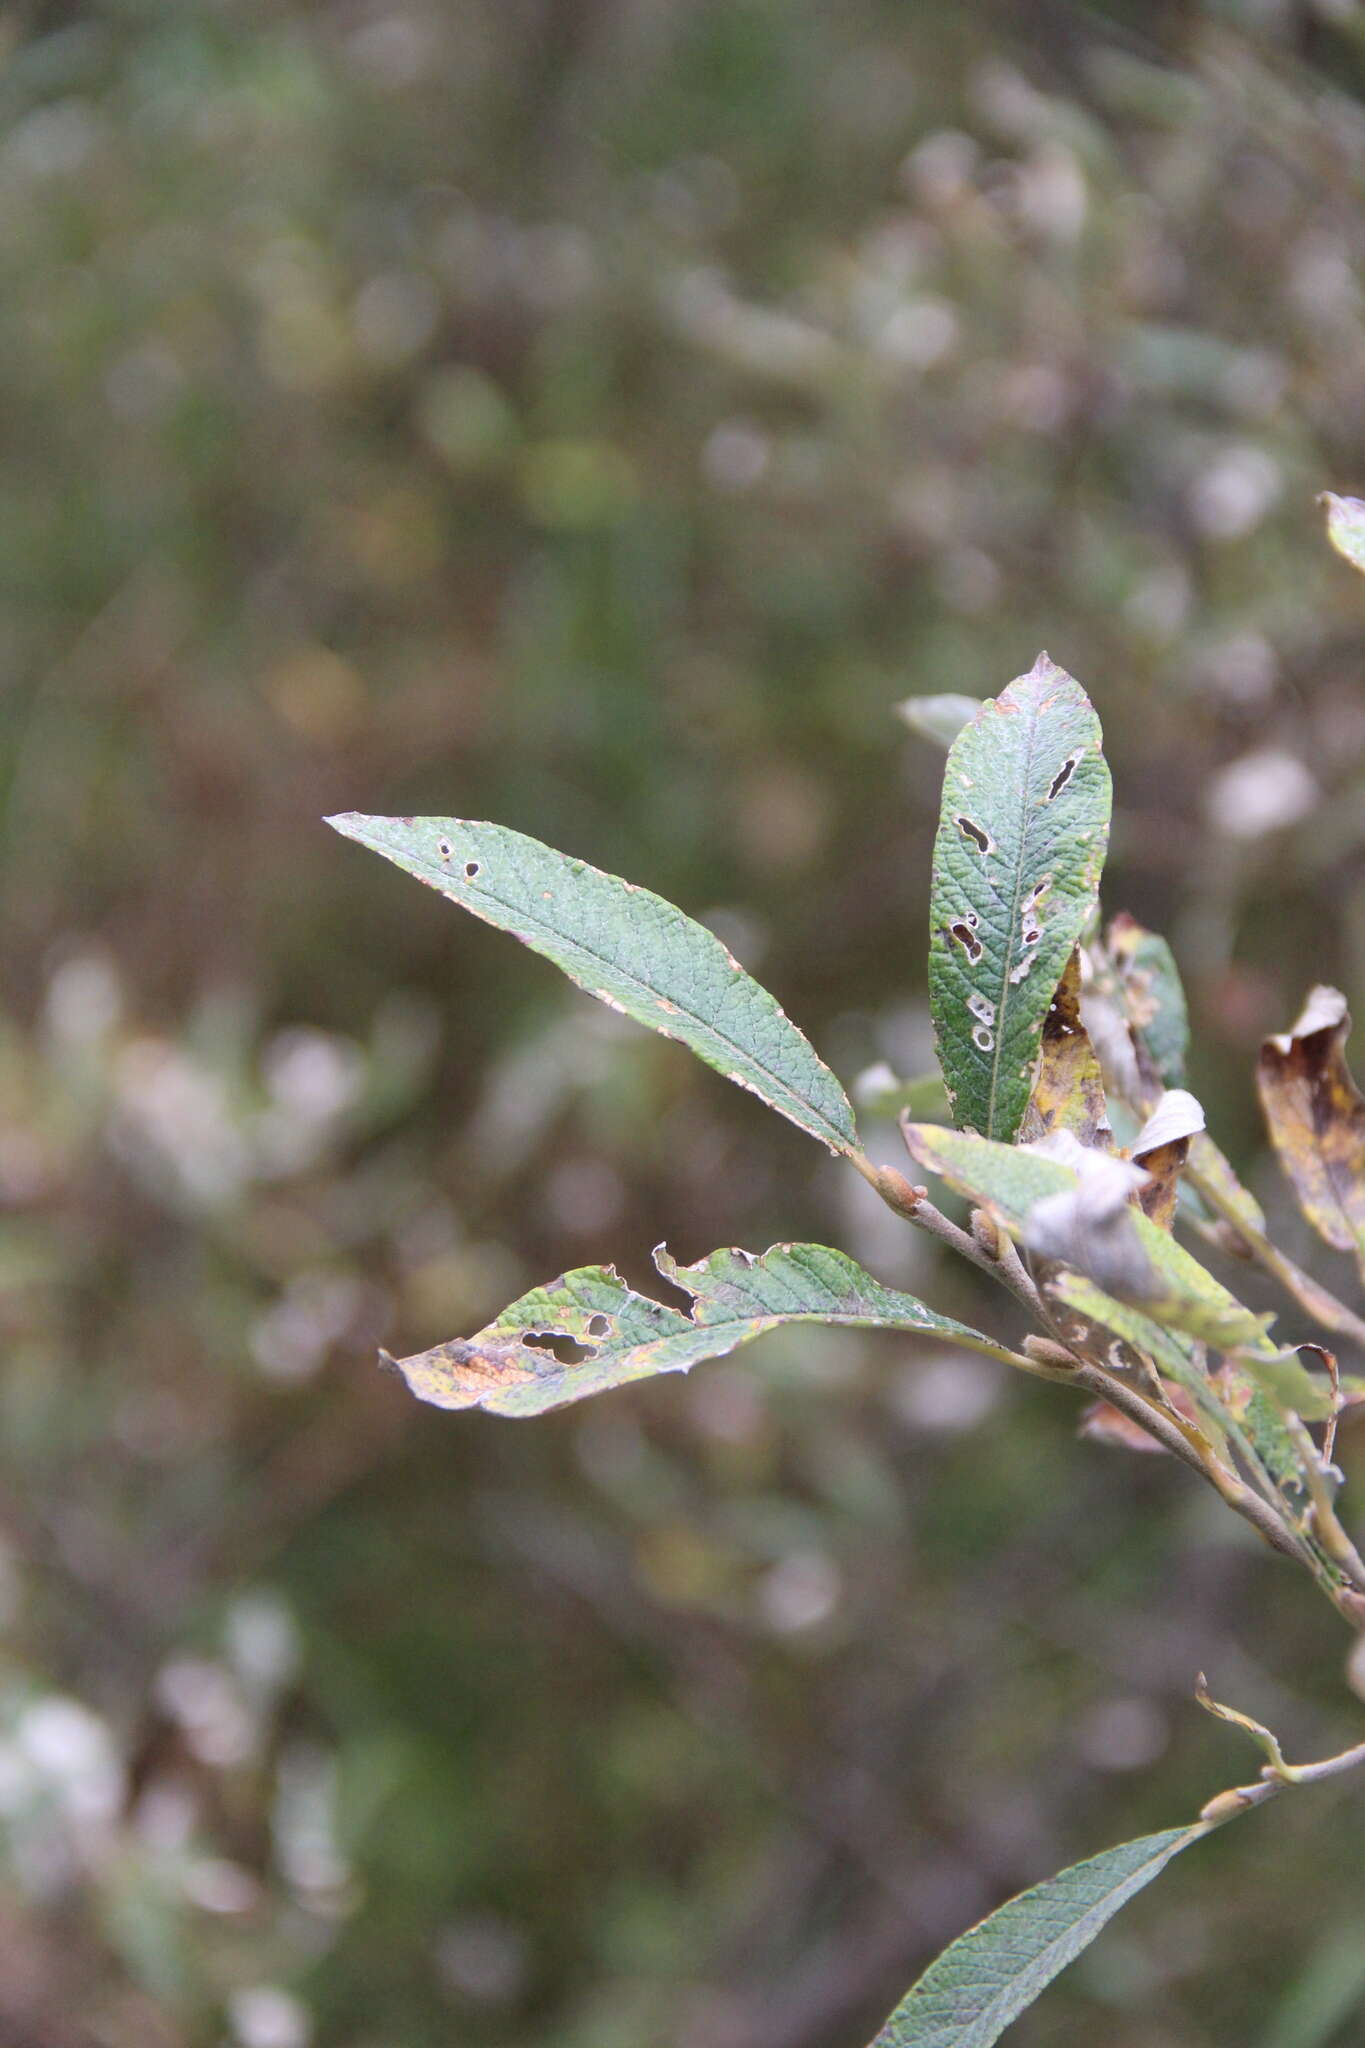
327;813;859;1156
901;1124;1272;1352
928;654;1111;1143
867;1825;1201;2048
388;1242;1016;1418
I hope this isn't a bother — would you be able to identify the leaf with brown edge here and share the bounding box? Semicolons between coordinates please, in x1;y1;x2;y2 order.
1258;986;1365;1279
1132;1089;1205;1233
1017;950;1111;1150
387;1241;1021;1418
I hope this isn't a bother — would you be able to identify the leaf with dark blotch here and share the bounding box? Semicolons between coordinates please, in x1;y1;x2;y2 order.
902;1124;1273;1352
1322;492;1365;577
1017;951;1111;1150
1132;1089;1205;1233
388;1242;1017;1418
327;813;858;1156
928;655;1111;1142
1258;986;1365;1279
898;693;983;749
866;1824;1212;2048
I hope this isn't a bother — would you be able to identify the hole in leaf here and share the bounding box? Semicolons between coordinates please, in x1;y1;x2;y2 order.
1022;878;1050;918
967;992;996;1025
955;815;993;854
1023;926;1041;947
1047;755;1079;801
586;1313;611;1337
438;840;451;859
948;920;983;963
465;861;481;879
972;1024;994;1050
522;1329;593;1364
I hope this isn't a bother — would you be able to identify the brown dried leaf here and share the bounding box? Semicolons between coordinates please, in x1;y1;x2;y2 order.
1017;951;1112;1150
1257;986;1365;1278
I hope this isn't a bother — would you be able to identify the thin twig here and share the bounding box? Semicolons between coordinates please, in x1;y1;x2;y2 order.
1184;1164;1365;1350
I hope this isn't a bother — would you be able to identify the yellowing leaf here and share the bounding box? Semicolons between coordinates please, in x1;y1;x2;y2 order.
388;1242;1019;1417
1017;951;1111;1150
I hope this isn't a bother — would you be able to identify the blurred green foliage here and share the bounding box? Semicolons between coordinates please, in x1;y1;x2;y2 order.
2;1;1365;2043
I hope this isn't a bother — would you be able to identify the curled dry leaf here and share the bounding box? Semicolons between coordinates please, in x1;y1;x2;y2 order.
1132;1088;1205;1232
1257;985;1365;1279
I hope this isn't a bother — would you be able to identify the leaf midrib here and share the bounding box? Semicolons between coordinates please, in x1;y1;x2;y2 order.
985;690;1047;1138
413;832;855;1152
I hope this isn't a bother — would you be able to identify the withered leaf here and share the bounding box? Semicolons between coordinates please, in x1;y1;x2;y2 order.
1257;985;1365;1279
1017;951;1111;1150
1132;1089;1205;1233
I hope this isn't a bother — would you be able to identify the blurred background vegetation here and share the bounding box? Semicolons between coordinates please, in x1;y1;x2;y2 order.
3;0;1365;2042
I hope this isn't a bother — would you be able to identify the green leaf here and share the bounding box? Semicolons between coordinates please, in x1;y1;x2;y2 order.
327;813;859;1156
1322;492;1365;577
388;1241;1020;1417
902;1124;1272;1351
898;694;983;749
929;655;1111;1141
867;1824;1205;2048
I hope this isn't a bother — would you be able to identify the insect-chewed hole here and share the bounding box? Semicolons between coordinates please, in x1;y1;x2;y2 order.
465;860;481;879
437;840;452;859
1047;755;1079;801
522;1329;592;1364
955;815;992;854
586;1313;611;1338
948;920;983;963
1023;926;1041;947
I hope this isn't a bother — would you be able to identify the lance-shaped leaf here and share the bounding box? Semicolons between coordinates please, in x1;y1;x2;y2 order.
1322;491;1365;577
866;1822;1213;2048
902;1125;1272;1352
928;654;1111;1142
1017;951;1111;1150
1258;986;1365;1278
387;1241;1019;1418
327;814;858;1156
